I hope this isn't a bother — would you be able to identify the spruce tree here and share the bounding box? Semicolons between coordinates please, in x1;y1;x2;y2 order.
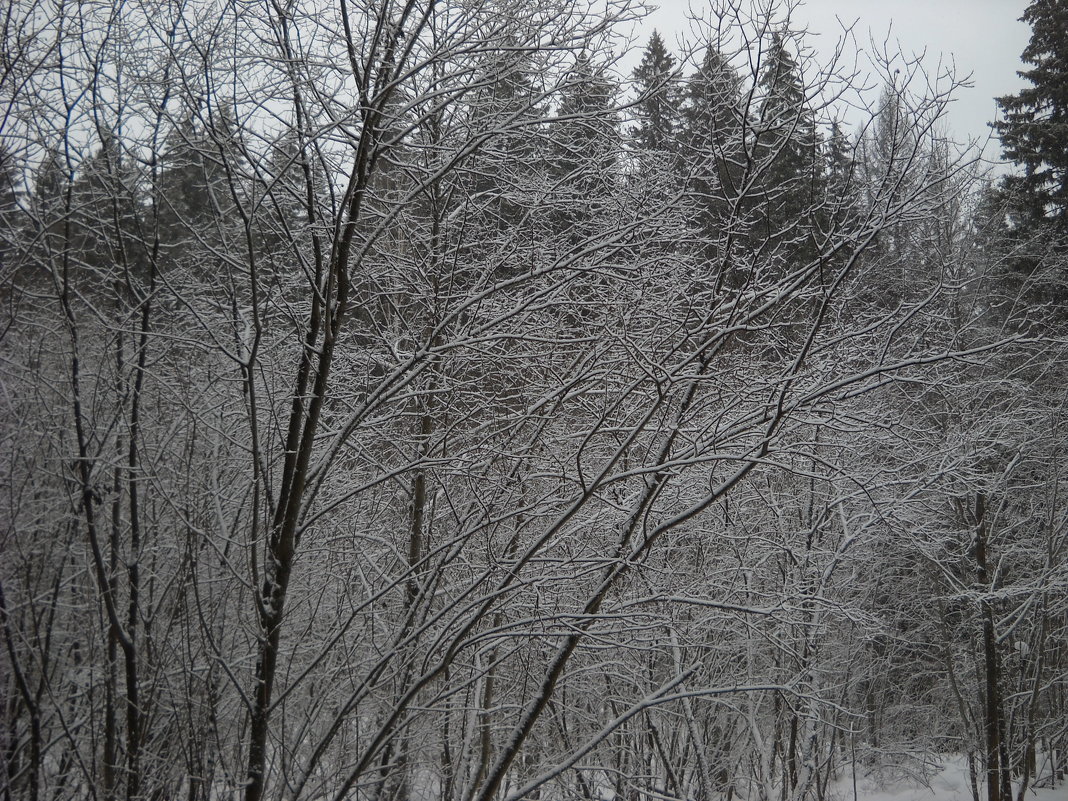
158;112;243;254
753;32;821;268
994;0;1068;229
632;30;680;155
462;43;546;233
756;34;820;198
825;122;855;204
550;52;620;234
554;53;618;184
824;120;861;239
73;138;147;291
680;44;745;278
0;144;19;274
682;44;744;178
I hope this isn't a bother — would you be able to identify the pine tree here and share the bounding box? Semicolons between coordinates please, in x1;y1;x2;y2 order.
994;0;1068;230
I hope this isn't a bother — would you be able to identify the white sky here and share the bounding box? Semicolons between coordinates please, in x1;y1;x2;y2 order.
627;0;1031;162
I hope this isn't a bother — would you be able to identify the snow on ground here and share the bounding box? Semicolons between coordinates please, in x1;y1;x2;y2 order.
826;756;1066;801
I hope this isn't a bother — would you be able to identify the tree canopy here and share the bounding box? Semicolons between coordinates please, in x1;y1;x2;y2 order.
995;0;1068;229
1;4;1065;801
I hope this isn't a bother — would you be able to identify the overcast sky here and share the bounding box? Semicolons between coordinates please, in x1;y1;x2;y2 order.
629;0;1031;163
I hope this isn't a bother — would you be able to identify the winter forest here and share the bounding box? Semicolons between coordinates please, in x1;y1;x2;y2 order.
1;0;1067;799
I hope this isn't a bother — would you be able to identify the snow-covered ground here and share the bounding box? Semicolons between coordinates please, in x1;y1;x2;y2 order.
827;756;1065;801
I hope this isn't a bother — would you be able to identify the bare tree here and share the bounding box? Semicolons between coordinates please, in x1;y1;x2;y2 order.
3;2;1061;801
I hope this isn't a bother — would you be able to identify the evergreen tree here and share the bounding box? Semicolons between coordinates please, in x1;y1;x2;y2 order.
632;30;681;155
994;0;1068;230
550;52;620;234
254;129;325;296
32;146;69;231
822;120;863;265
681;44;744;188
679;43;745;279
73;137;147;292
863;83;920;190
852;84;927;311
27;140;145;299
0;144;21;276
753;32;822;268
461;43;546;234
825;122;852;188
158;112;243;257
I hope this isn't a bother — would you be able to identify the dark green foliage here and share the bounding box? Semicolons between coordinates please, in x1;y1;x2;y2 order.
632;30;681;155
679;44;746;281
0;145;17;219
983;1;1068;314
973;178;1065;323
825;120;859;229
553;53;619;189
32;147;68;226
994;0;1068;230
72;139;148;292
549;52;620;234
681;44;744;192
462;44;547;235
28;140;147;301
851;85;943;313
258;131;325;250
752;32;823;269
820;120;864;286
0;144;21;274
756;33;814;162
157;113;243;258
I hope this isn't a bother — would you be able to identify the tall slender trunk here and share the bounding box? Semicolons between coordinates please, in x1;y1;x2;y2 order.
982;607;1005;801
973;492;1009;801
1;579;41;801
242;25;397;791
